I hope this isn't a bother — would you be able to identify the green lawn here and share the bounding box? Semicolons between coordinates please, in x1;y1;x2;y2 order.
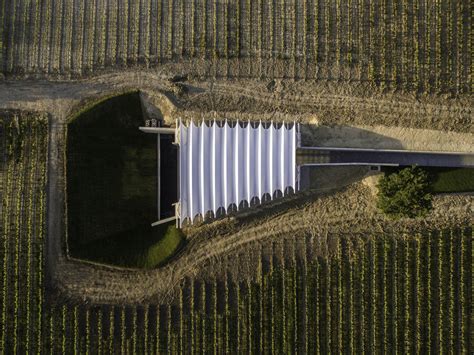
138;224;185;268
431;168;474;193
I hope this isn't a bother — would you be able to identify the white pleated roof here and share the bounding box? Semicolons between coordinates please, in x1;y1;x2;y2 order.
177;119;299;226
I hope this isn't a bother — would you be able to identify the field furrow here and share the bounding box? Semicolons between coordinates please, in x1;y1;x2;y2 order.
82;0;95;73
375;236;386;353
417;0;427;92
59;0;73;72
453;229;463;352
23;0;35;72
53;0;63;73
18;0;29;73
353;243;364;353
358;0;369;81
71;0;84;73
5;0;16;73
0;141;15;352
387;237;397;352
182;0;191;57
462;228;472;352
394;0;403;86
0;0;5;72
341;239;353;352
116;0;128;66
129;0;139;64
94;0;107;69
460;0;471;93
104;0;117;66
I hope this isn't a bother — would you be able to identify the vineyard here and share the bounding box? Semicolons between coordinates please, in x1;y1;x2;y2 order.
0;113;471;353
42;230;472;353
0;0;471;93
0;113;48;353
0;0;472;352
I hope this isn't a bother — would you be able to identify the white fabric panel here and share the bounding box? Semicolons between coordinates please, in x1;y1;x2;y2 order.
233;123;238;208
291;123;296;189
257;124;262;199
255;124;261;201
199;122;205;217
264;124;274;197
214;124;224;214
260;125;270;198
191;121;201;221
237;124;246;206
233;123;239;208
280;124;286;193
211;122;216;214
245;122;251;203
226;123;235;209
254;123;259;200
272;123;281;195
222;123;228;211
285;124;293;190
202;123;212;215
268;124;274;197
249;123;258;201
178;120;298;225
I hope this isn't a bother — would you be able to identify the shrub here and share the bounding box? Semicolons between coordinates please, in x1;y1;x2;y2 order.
376;166;432;219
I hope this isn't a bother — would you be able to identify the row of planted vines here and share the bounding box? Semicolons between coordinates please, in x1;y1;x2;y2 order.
1;0;471;92
44;229;471;353
0;114;48;353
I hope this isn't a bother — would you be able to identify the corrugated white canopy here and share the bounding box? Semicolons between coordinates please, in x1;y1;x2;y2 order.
178;119;299;226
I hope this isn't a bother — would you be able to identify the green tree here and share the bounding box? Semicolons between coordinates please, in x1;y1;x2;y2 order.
376;166;432;219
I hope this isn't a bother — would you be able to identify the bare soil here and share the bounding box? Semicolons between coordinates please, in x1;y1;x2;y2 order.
0;71;472;132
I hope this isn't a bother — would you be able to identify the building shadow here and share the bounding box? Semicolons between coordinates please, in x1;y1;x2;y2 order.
301;123;404;150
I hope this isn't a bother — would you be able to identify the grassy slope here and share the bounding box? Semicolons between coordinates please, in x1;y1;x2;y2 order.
139;224;185;268
74;221;185;269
